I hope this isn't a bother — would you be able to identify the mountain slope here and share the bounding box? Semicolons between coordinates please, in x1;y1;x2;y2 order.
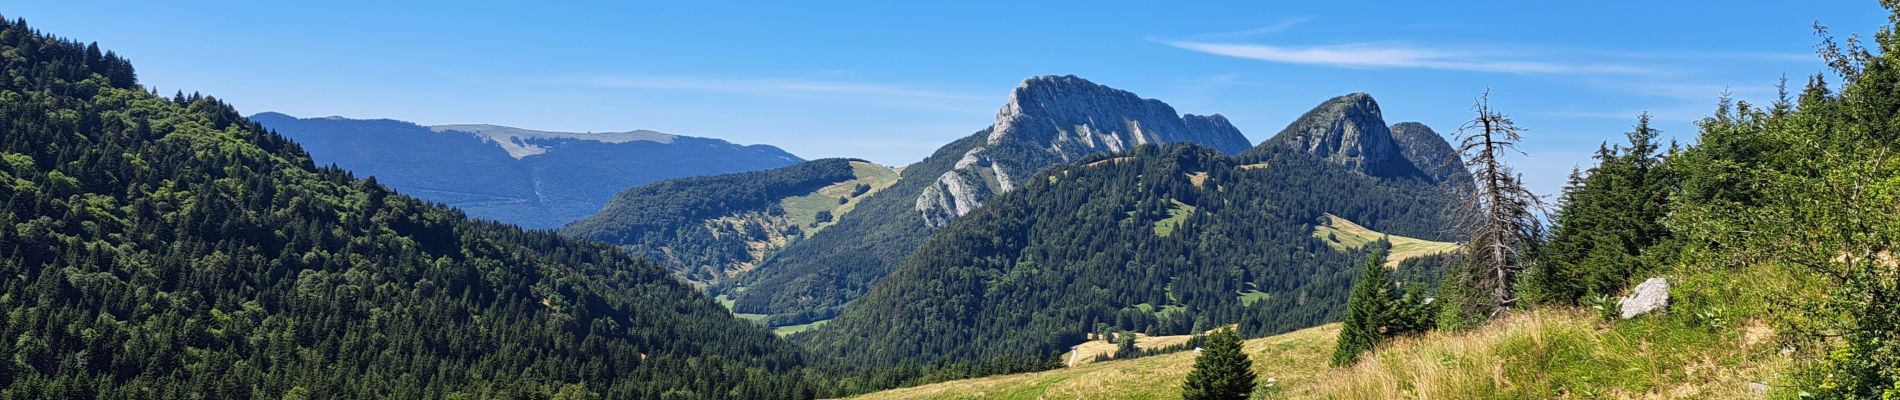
803;144;1459;378
1255;93;1429;180
851;308;1783;399
727;76;1253;322
0;18;816;398
1389;122;1474;187
561;158;898;287
250;113;801;229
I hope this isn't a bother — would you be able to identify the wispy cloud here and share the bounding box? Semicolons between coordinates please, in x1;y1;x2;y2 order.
1158;40;1660;75
554;75;995;114
1191;17;1312;40
568;75;990;101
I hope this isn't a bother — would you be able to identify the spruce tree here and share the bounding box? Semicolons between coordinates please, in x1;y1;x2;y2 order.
1182;327;1256;400
1531;114;1674;305
1333;249;1394;367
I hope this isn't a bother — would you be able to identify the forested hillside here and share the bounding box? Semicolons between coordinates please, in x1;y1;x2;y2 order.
727;76;1255;326
805;143;1459;388
0;17;821;398
562;158;897;287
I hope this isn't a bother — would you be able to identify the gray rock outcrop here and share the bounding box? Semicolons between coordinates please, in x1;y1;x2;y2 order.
1619;277;1671;319
914;75;1253;228
1263;93;1427;179
1390;122;1473;188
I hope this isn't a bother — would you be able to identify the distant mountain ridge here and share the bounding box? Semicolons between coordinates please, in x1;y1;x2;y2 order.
427;123;678;158
251;112;801;229
723;75;1255;323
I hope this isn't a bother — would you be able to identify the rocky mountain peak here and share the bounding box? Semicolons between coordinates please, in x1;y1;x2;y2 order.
1389;122;1473;188
916;75;1253;228
1264;93;1424;179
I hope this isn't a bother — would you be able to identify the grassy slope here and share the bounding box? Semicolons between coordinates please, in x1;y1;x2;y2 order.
780;161;900;230
1064;332;1198;367
854;324;1339;400
1314;213;1459;267
855;309;1785;399
1154;199;1197;237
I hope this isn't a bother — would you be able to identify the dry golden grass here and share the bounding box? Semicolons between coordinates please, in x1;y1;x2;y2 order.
1186;171;1210;188
1313;214;1460;267
852;324;1340;400
1064;332;1198;367
852;307;1790;399
1300;308;1789;399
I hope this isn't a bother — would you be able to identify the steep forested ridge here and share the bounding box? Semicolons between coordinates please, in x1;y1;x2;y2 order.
250;113;801;229
562;158;893;287
0;18;819;398
724;132;989;322
804;144;1459;383
727;76;1257;323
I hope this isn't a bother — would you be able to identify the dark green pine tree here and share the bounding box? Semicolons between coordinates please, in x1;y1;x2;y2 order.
1182;327;1256;400
1333;249;1394;367
1529;113;1673;304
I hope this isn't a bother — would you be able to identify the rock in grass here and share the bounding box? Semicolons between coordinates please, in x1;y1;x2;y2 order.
1619;278;1670;319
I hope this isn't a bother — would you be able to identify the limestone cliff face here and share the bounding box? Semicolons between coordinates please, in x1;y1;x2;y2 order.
1262;93;1425;180
914;75;1252;228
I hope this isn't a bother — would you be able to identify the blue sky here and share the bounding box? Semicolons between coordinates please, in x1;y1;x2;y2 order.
7;1;1888;195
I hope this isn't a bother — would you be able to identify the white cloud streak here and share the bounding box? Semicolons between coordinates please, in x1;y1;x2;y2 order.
1159;40;1660;75
1191;17;1312;40
566;75;990;102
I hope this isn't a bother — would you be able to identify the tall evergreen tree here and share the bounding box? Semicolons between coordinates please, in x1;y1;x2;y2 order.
1529;114;1675;304
1333;249;1394;367
1182;327;1256;400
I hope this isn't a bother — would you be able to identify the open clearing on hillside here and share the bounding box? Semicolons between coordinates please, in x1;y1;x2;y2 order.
1153;199;1196;237
1313;213;1458;267
852;308;1790;399
781;161;900;232
1063;332;1198;367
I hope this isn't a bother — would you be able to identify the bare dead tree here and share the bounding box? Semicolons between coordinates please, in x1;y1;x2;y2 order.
1455;91;1544;317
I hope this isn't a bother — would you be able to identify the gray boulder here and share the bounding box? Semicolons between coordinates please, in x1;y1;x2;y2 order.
1619;277;1671;319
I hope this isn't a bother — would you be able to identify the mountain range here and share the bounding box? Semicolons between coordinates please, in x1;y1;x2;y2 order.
694;76;1257;325
249;113;802;229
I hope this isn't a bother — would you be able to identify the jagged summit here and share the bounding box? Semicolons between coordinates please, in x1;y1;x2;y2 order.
1262;93;1427;180
916;75;1252;228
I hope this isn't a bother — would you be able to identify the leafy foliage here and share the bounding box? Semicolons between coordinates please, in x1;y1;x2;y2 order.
1660;12;1900;395
0;17;821;399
